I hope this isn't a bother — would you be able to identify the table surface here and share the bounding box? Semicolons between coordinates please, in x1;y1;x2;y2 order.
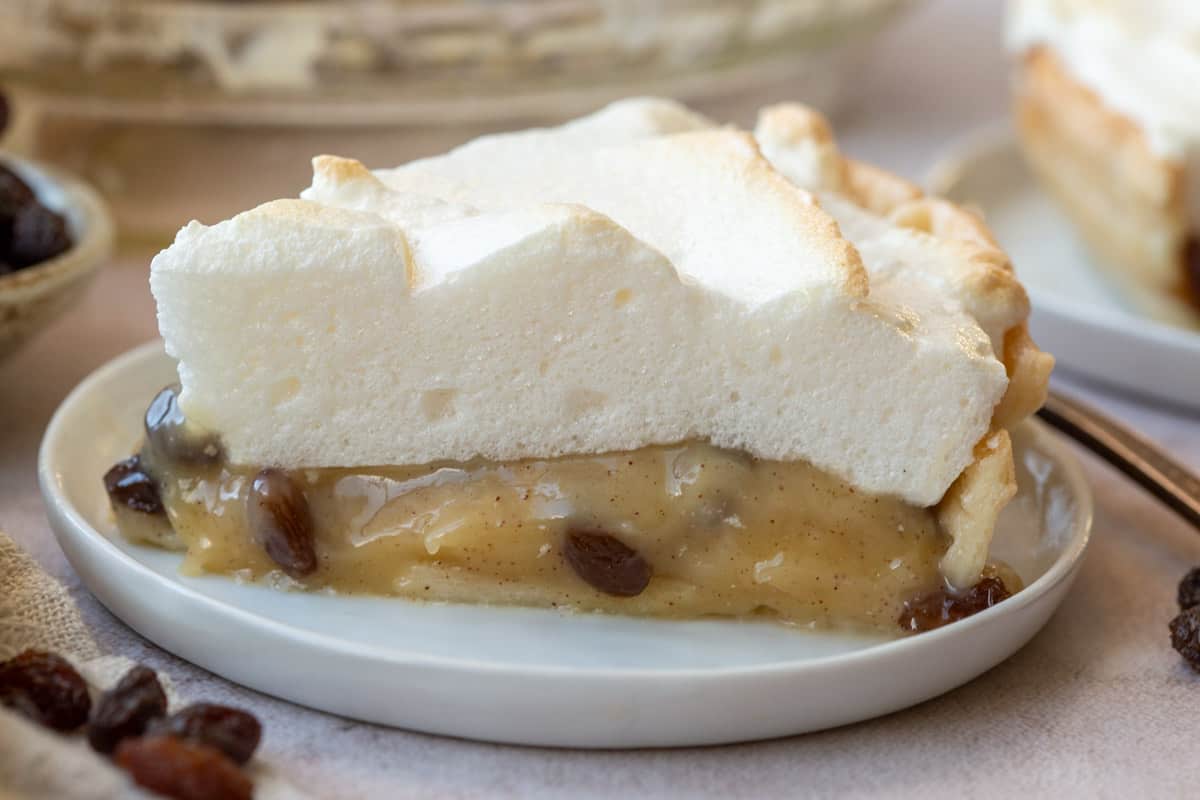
3;1;1199;797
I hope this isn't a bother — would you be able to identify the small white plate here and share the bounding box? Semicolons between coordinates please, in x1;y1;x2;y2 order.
38;341;1093;748
929;127;1200;410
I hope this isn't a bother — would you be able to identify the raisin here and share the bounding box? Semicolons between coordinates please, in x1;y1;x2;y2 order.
103;456;164;515
1169;606;1200;672
1178;567;1200;611
116;735;252;800
562;528;652;597
246;468;317;578
898;576;1011;633
88;665;168;754
144;385;223;465
147;703;261;765
0;649;91;731
8;201;70;268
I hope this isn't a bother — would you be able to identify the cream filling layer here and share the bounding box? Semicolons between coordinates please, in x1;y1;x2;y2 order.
135;441;955;632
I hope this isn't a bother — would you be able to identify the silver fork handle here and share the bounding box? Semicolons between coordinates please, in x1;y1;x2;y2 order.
1037;390;1200;530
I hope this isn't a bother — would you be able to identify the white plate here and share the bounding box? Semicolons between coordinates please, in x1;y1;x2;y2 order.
38;341;1093;748
929;127;1200;410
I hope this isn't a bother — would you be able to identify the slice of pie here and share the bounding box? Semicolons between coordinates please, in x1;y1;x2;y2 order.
1009;0;1200;324
105;98;1053;634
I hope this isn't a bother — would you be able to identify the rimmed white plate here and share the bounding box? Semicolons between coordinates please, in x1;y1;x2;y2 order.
929;127;1200;411
38;341;1093;748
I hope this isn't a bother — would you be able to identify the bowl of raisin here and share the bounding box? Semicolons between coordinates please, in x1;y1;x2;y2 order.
0;151;113;362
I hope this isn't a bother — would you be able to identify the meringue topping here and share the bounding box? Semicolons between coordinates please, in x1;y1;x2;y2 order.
151;99;1017;507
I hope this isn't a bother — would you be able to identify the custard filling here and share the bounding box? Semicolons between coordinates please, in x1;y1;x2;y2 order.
104;387;1017;634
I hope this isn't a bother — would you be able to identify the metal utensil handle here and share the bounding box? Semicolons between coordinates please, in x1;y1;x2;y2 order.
1037;391;1200;530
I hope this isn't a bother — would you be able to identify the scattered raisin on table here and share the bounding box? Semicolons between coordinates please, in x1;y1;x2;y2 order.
88;665;168;754
0;649;91;731
1;646;265;795
1177;567;1200;611
246;468;318;578
898;576;1011;633
147;702;261;765
1169;606;1200;672
103;456;164;515
562;528;652;597
116;735;252;800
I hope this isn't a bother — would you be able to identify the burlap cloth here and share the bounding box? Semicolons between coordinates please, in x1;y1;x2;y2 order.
0;531;157;800
2;1;1200;796
0;530;309;800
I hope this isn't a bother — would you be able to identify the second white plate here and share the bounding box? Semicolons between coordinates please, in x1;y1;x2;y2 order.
930;127;1200;410
39;342;1092;748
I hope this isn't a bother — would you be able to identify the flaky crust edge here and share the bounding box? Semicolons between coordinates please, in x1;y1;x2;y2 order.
757;103;1054;588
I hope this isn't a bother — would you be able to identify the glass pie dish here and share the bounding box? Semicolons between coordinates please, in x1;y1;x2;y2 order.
0;0;915;242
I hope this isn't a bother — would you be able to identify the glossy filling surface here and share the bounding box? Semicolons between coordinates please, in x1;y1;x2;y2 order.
114;436;975;633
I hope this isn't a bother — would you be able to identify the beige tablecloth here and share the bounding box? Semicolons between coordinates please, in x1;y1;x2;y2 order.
3;1;1199;796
